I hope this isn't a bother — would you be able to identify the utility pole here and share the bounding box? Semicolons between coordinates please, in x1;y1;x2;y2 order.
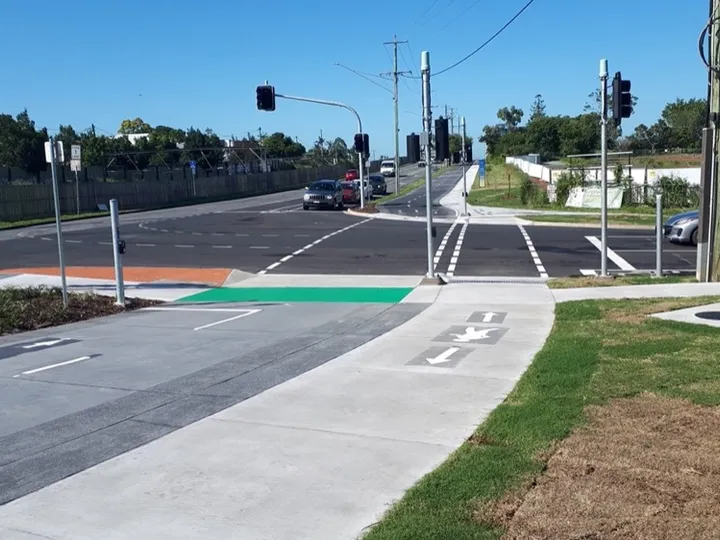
449;107;456;135
709;0;720;280
382;35;411;195
421;51;434;278
599;59;609;277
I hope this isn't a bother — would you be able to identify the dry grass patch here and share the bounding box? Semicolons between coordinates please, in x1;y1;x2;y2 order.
501;393;720;540
547;275;697;289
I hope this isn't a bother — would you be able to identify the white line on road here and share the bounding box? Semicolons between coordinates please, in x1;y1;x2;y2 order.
580;269;598;276
136;243;156;247
585;235;636;271
192;309;261;331
257;218;371;275
250;246;269;249
447;221;469;277
212;245;232;249
174;244;194;248
65;239;82;244
433;221;458;270
40;237;52;241
518;225;549;278
16;356;93;377
144;307;258;312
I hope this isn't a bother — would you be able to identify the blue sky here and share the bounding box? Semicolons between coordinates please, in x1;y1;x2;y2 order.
0;0;708;158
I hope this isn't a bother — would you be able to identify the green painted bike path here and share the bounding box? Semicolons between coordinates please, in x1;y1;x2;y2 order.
177;286;414;304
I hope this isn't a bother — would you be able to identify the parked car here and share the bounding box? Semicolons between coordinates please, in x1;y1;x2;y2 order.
368;174;387;195
302;180;344;210
380;160;395;177
341;181;360;204
663;209;699;245
345;169;359;181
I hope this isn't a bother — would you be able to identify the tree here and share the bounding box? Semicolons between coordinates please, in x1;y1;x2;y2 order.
497;106;524;130
525;115;560;159
529;94;546;121
449;134;473;155
118;117;152;135
262;132;306;158
659;98;706;150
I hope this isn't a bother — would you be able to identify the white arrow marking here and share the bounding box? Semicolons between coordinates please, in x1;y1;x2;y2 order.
452;327;496;343
22;338;66;349
426;347;460;365
482;312;497;323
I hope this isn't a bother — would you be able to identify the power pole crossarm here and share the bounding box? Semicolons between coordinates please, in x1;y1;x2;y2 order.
382;35;410;195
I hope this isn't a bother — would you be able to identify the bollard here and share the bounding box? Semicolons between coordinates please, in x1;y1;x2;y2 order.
109;199;125;305
655;192;663;277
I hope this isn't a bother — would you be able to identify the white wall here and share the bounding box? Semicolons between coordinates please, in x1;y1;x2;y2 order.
505;156;552;182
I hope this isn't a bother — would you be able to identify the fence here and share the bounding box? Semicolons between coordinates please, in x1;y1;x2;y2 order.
0;164;348;221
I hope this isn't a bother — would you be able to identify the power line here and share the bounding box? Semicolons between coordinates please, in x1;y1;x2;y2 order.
409;0;441;29
406;0;537;78
334;62;394;94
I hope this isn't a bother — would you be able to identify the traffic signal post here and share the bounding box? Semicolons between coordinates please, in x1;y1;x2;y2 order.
421;51;434;278
599;59;609;277
256;84;367;209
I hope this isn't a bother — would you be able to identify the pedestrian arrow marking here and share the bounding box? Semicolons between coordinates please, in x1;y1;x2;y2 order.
452;327;497;342
408;345;472;368
22;338;67;349
467;311;507;324
426;347;460;365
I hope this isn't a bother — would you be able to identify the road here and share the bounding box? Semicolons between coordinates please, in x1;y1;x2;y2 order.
378;165;459;218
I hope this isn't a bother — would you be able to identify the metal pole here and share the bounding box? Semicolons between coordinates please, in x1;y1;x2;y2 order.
109;199;125;306
599;59;609;276
392;40;400;196
49;137;69;308
697;127;714;281
461;116;468;216
655;191;663;277
74;169;80;215
421;51;434;278
358;147;365;209
191;167;197;196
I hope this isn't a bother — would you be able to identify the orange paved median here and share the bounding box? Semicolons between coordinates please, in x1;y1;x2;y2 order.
4;267;233;287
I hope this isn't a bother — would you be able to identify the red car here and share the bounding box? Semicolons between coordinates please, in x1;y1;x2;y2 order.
345;169;359;181
341;181;360;204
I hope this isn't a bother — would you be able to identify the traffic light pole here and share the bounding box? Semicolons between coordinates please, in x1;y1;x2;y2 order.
461;116;468;216
599;59;609;277
421;51;434;278
274;92;366;209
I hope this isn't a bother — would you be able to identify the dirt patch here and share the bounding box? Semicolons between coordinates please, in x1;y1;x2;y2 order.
494;393;720;539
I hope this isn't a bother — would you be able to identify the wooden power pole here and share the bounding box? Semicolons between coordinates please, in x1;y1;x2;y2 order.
709;0;720;280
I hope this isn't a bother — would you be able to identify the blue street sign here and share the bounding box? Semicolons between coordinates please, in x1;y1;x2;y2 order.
478;159;486;176
189;160;197;170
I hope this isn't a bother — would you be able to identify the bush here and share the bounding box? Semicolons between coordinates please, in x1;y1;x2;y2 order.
519;176;548;206
657;175;700;208
554;170;584;205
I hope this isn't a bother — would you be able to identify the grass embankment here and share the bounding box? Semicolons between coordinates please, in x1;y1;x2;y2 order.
0;211;110;230
0;286;160;335
364;296;720;539
547;274;698;289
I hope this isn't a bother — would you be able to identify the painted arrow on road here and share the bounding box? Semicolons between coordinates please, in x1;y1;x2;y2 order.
482;312;498;322
22;338;67;349
426;347;460;365
452;327;497;343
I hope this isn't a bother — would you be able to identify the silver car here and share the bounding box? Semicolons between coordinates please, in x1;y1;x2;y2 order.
663;209;699;245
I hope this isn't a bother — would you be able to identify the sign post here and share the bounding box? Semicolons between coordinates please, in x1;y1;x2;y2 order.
71;144;81;215
44;138;69;308
189;160;197;196
109;199;125;306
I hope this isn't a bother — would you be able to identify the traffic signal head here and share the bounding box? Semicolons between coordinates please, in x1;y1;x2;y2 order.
353;133;364;154
611;72;631;123
256;85;276;111
363;133;369;158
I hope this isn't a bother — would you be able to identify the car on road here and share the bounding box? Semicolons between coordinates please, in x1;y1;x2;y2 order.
303;180;344;210
380;160;395;177
663;209;699;245
341;181;360;204
345;169;359;181
368;174;387;195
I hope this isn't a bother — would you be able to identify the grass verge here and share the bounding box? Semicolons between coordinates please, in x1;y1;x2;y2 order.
547;274;698;289
362;296;720;539
0;286;162;335
524;213;656;227
0;211;111;230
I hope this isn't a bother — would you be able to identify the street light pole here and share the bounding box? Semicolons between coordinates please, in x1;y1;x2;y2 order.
461;116;468;216
599;58;609;277
275;92;366;209
421;51;434;278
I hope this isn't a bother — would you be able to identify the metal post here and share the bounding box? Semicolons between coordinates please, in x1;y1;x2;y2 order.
191;167;197;196
655;192;663;277
358;147;365;209
697;127;714;281
109;199;125;306
461;116;468;216
599;59;609;276
74;169;80;215
421;51;434;278
49;137;69;308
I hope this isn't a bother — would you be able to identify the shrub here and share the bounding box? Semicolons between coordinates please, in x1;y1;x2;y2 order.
657;175;700;208
520;176;536;205
554;170;584;205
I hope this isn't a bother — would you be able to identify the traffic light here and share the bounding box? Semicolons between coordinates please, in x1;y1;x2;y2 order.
407;133;420;162
434;116;449;162
465;143;473;162
363;133;370;159
353;133;364;154
611;72;632;124
256;85;275;111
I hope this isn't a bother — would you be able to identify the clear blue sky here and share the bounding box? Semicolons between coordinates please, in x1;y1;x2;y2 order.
0;0;708;158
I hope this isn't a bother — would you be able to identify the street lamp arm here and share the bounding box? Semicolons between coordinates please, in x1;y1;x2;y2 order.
275;93;362;133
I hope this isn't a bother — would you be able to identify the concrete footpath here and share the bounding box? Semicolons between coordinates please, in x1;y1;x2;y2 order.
0;280;555;540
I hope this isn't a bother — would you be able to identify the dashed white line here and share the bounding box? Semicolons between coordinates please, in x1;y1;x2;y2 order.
236;233;249;237
257;218;371;275
65;239;82;244
136;243;156;247
585;235;635;271
433;221;458;270
40;237;52;241
174;244;194;248
250;246;269;249
447;221;469;277
517;225;549;278
212;245;232;249
16;356;93;377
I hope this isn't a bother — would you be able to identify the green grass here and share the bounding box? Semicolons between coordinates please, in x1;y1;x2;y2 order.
547;274;698;289
362;296;720;539
0;211;111;230
566;153;702;169
525;213;656;227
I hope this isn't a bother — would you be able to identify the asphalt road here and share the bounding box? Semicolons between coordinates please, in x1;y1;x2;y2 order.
0;300;427;505
378;165;459;218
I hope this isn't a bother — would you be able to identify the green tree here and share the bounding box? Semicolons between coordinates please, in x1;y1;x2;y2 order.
118;117;152;134
659;98;706;150
529;94;546;121
449;134;473;155
497;106;524;130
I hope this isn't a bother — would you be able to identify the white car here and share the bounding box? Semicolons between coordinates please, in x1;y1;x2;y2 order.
380;160;395;177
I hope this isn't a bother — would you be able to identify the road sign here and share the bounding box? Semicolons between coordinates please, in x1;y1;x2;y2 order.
478;158;486;177
71;144;81;160
70;160;81;172
189;160;197;170
44;141;65;163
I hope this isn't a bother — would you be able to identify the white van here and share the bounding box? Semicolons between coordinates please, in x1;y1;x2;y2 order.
380;160;395;177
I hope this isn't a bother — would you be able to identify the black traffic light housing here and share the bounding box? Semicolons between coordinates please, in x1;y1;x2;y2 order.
434;116;449;162
353;133;364;154
256;85;276;111
363;133;369;159
611;72;631;124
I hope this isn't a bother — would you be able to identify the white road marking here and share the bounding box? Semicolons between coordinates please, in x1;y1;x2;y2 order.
236;233;249;237
136;243;155;247
98;241;113;246
257;218;371;275
585;235;635;271
518;225;549;278
22;338;66;349
40;237;52;241
212;245;232;249
174;244;194;248
17;356;93;377
580;269;598;276
192;309;262;331
250;246;269;249
433;221;458;270
144;307;257;312
65;239;82;243
447;221;469;278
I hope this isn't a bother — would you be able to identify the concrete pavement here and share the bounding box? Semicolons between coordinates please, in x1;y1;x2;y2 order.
0;279;555;540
